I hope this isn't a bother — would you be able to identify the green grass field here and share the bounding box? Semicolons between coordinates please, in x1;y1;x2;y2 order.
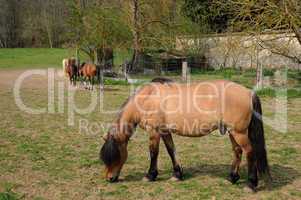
0;48;131;69
0;49;300;199
0;48;71;69
0;82;300;200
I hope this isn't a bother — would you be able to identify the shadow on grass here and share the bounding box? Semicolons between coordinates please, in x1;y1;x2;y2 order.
123;163;300;191
123;172;146;182
183;163;300;191
103;88;120;92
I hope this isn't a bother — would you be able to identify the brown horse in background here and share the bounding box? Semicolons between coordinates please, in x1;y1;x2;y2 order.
64;58;78;86
100;78;271;192
79;63;97;90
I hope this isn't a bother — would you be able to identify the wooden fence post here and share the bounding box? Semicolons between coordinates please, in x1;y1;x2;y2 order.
94;49;104;91
94;49;98;65
123;61;128;83
182;60;189;82
76;47;80;67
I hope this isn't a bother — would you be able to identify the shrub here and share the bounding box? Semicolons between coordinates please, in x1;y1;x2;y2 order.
104;79;129;85
263;68;275;77
256;87;301;98
243;68;256;77
287;89;301;98
191;68;241;78
243;68;275;77
256;87;276;97
288;70;301;82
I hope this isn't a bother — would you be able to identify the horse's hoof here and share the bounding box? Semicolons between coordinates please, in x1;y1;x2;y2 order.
143;170;158;182
173;165;184;180
229;172;240;184
243;185;256;193
169;176;182;181
142;176;155;182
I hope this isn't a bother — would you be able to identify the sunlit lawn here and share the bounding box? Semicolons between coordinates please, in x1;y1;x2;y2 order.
0;70;300;199
0;48;131;69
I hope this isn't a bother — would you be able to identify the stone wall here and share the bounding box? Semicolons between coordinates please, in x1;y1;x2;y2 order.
176;32;301;70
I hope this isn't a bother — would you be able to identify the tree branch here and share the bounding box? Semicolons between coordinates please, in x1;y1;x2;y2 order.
258;41;301;64
292;25;301;45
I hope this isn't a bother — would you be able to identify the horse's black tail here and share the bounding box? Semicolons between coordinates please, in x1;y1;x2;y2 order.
248;93;271;182
96;65;102;84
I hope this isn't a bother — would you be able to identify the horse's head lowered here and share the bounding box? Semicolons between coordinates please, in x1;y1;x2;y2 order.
100;122;135;182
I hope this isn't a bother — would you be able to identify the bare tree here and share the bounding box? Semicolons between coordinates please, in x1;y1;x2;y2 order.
0;0;21;47
0;0;68;48
129;0;141;72
121;0;183;72
227;0;301;63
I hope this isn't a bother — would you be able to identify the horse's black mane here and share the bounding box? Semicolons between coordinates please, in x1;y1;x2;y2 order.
115;77;173;123
151;77;173;84
80;62;86;68
100;77;174;166
100;134;120;166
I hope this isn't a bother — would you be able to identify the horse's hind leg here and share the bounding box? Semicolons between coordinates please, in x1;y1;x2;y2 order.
161;133;183;181
88;77;92;90
72;75;76;86
144;132;160;181
91;76;94;90
231;132;258;192
229;134;242;184
83;77;88;89
69;76;72;87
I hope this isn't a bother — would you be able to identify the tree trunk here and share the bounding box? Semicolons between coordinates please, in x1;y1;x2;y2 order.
170;0;176;21
256;44;263;89
95;47;114;70
131;50;143;73
5;0;18;47
46;27;53;48
130;0;142;73
76;47;80;67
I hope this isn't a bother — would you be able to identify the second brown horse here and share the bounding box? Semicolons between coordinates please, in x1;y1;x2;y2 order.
79;63;98;90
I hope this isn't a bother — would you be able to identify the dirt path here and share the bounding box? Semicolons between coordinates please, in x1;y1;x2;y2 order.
0;69;65;90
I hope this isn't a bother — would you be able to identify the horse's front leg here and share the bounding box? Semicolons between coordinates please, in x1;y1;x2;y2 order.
161;133;183;181
80;77;83;88
83;77;87;89
72;75;76;87
229;134;242;184
143;132;160;181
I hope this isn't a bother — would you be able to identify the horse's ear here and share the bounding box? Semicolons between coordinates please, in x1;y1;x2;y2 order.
120;123;135;139
103;125;117;141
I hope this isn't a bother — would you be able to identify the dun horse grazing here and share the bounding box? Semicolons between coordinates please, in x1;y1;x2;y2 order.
64;58;78;86
100;78;271;192
79;63;97;90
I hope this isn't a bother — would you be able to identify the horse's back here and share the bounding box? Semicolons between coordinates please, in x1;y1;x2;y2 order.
82;63;97;76
136;80;253;136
